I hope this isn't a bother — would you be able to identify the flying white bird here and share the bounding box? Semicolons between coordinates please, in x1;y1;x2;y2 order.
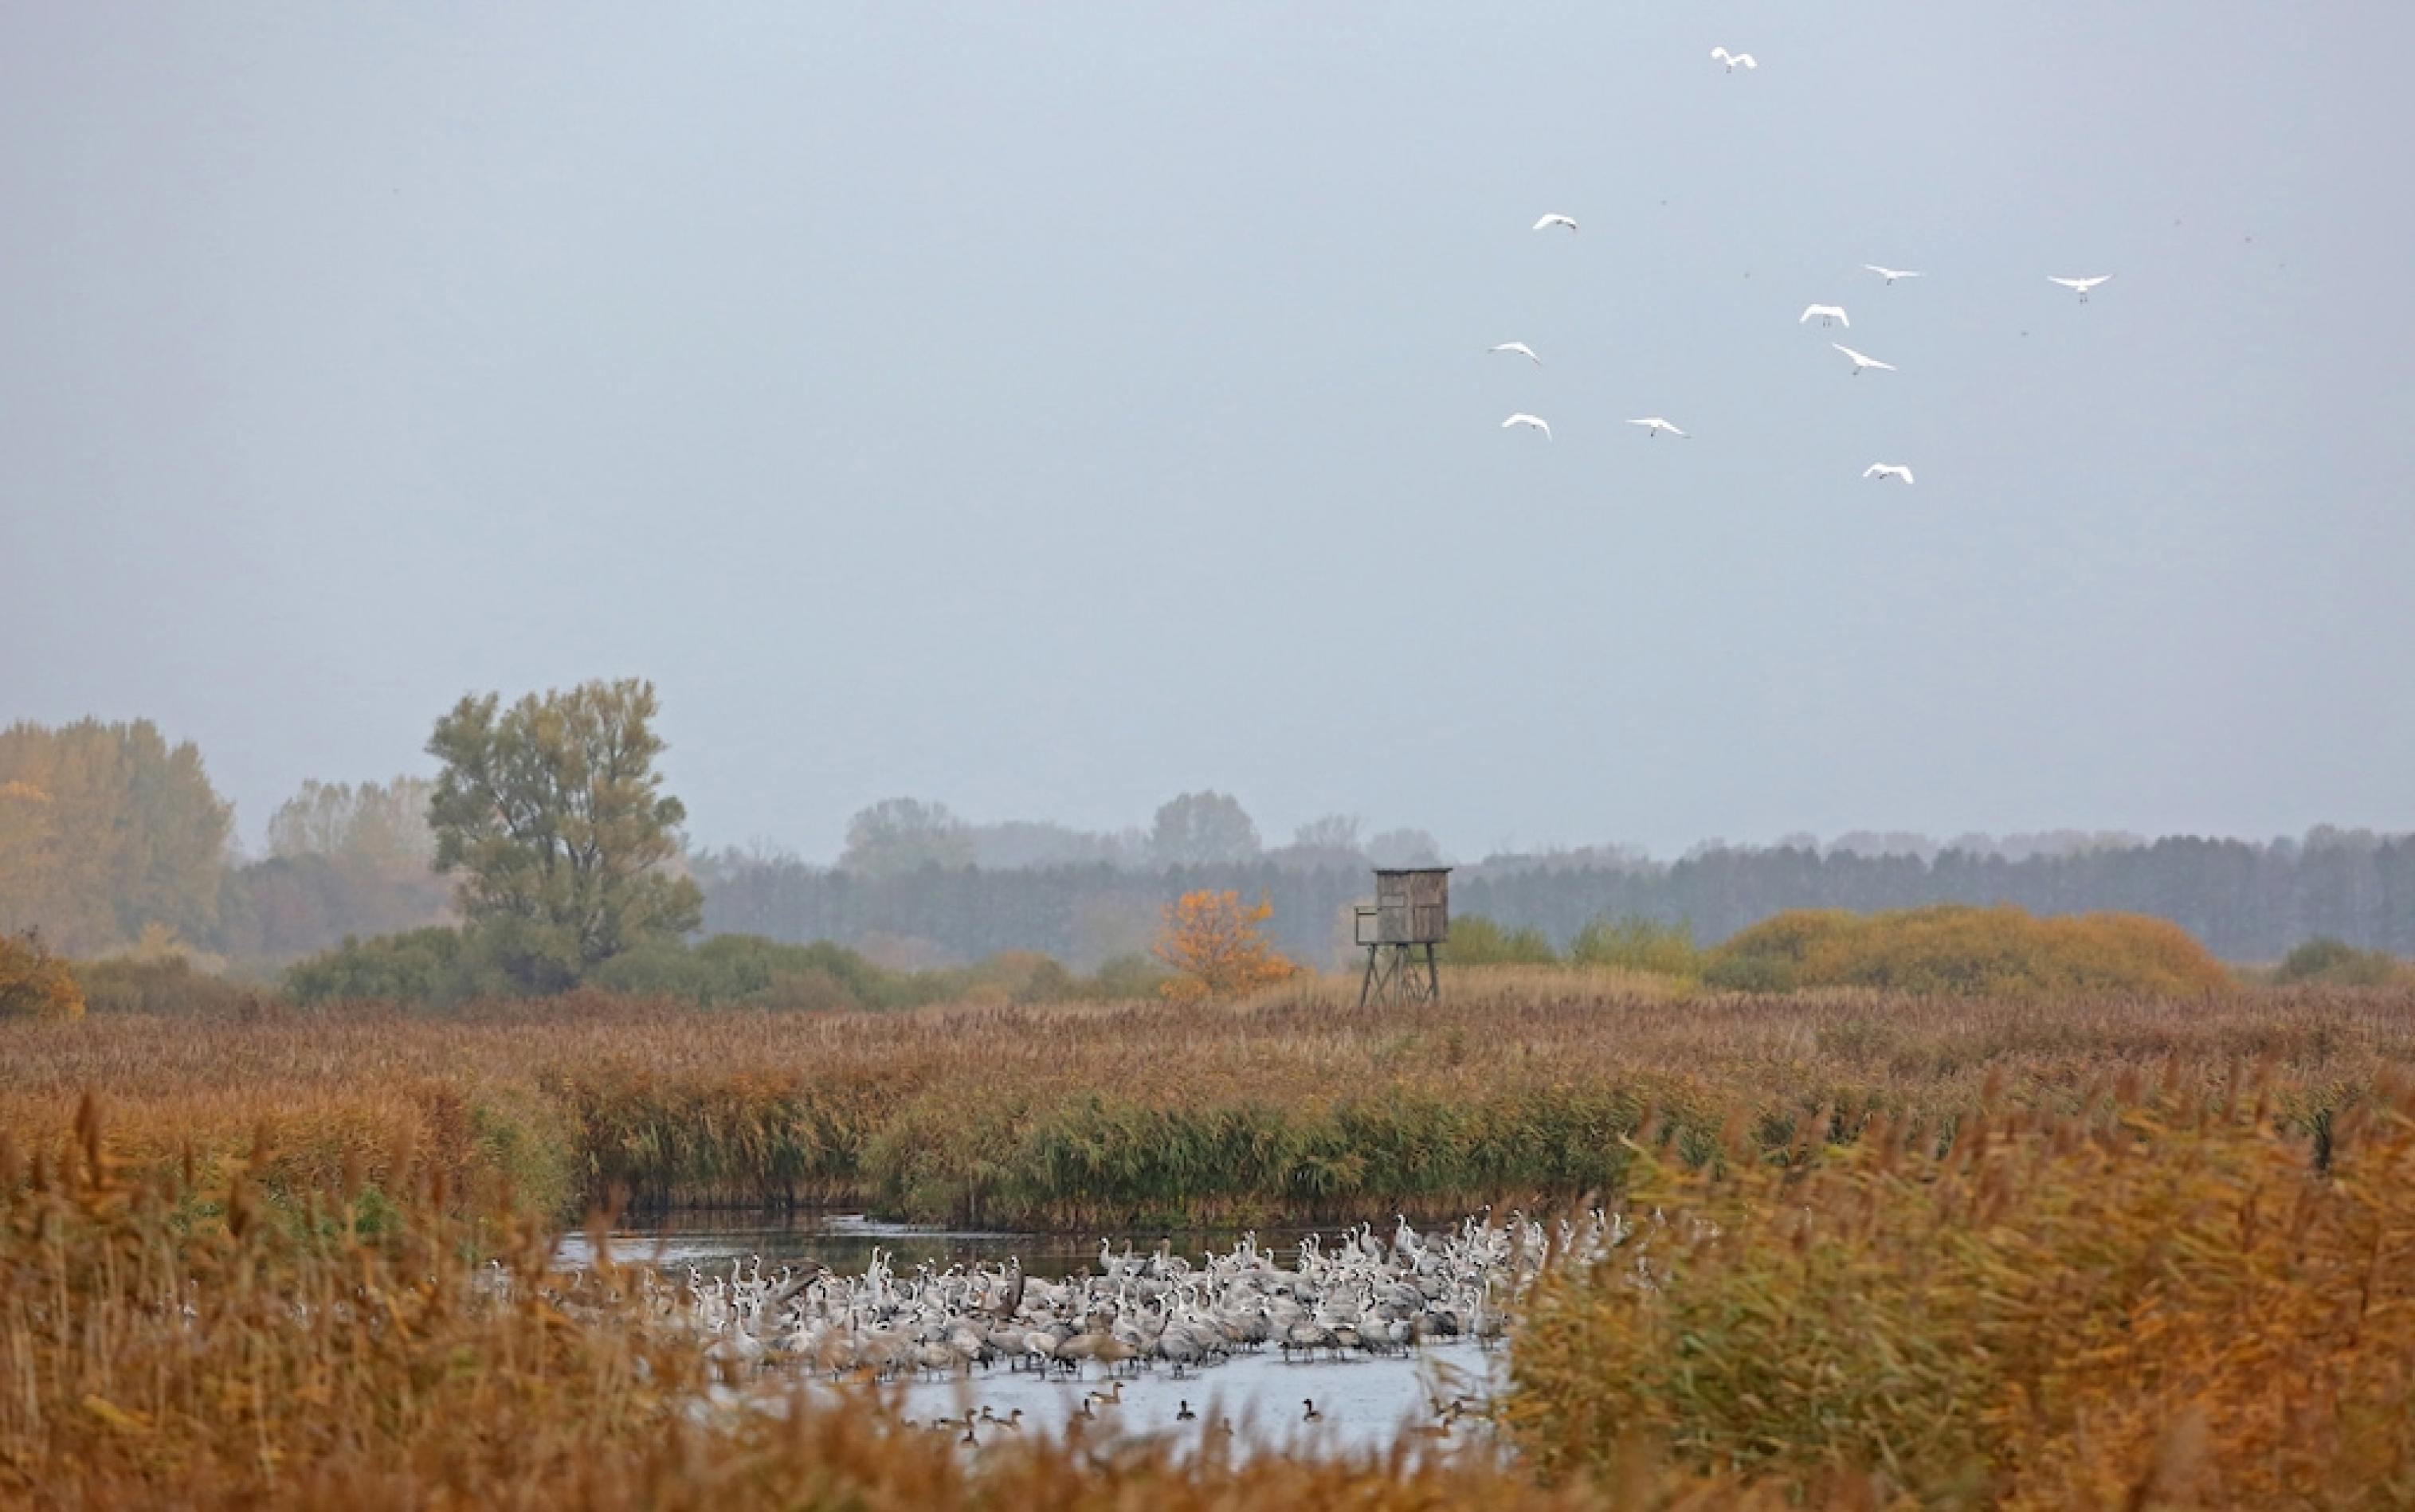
1863;464;1915;484
1800;304;1850;329
1710;47;1758;72
1487;342;1543;365
1626;417;1689;439
1833;343;1896;374
1501;413;1552;439
1864;264;1922;284
2049;274;2115;302
1532;213;1578;233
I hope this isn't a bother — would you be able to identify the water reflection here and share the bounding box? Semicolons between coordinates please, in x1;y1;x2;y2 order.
871;1343;1493;1455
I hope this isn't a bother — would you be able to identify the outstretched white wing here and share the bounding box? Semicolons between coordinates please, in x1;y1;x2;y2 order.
1833;343;1896;372
1801;304;1850;327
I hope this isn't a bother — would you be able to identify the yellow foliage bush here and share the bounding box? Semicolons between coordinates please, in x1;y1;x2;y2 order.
1151;890;1300;1002
0;931;84;1021
1508;1085;2415;1507
1707;903;2230;997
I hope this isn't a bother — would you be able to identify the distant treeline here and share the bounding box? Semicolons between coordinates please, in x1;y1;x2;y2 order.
10;717;2412;973
701;833;2415;966
0;719;449;969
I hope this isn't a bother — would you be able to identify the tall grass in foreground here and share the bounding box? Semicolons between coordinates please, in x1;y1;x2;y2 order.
5;983;2413;1229
1508;1073;2415;1508
0;1102;1786;1510
10;1089;2415;1506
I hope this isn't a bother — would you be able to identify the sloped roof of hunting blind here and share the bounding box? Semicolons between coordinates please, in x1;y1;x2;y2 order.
1370;867;1451;944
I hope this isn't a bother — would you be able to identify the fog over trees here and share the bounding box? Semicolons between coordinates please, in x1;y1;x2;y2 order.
3;711;2408;975
707;799;2415;969
0;719;229;956
238;775;454;965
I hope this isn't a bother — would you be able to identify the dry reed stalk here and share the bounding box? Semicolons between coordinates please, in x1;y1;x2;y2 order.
1;1097;1841;1510
4;985;2411;1231
1507;1083;2415;1508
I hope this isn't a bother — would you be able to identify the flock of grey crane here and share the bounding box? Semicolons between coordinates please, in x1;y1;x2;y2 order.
1491;45;2119;488
684;1212;1535;1376
596;1208;1664;1437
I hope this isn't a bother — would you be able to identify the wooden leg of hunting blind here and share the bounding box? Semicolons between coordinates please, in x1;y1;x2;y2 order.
1360;943;1440;1008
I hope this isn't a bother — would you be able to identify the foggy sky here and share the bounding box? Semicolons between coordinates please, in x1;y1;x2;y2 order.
4;3;2411;863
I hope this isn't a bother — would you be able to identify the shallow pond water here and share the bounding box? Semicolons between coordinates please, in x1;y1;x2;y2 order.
559;1212;1507;1454
875;1342;1496;1453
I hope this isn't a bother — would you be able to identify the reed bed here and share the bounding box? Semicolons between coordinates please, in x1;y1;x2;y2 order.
1507;1074;2415;1508
10;1068;2415;1505
3;983;2412;1231
0;1105;1821;1510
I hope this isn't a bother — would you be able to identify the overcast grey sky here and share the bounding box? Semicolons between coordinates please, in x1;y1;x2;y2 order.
4;3;2410;861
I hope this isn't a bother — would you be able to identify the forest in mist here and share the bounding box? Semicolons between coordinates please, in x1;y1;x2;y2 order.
700;832;2415;969
2;714;2408;973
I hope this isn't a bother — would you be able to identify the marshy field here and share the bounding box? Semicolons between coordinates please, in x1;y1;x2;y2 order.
6;973;2408;1228
6;977;2415;1507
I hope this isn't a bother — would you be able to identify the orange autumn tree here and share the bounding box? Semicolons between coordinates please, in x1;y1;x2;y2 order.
1151;889;1300;1002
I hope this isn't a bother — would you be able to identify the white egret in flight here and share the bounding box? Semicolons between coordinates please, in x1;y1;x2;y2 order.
1800;304;1850;328
2048;274;2115;302
1864;264;1922;284
1532;213;1578;233
1501;413;1553;439
1487;342;1543;365
1863;464;1915;484
1833;343;1897;374
1710;47;1758;72
1626;417;1690;439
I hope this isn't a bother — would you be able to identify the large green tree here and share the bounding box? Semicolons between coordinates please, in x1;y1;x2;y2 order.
425;679;701;987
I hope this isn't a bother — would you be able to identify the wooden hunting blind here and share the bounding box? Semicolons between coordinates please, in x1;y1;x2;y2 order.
1356;867;1449;1006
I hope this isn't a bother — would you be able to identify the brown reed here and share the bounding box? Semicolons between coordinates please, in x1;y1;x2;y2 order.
1507;1075;2415;1508
6;987;2415;1507
2;981;2410;1232
0;1098;1816;1510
